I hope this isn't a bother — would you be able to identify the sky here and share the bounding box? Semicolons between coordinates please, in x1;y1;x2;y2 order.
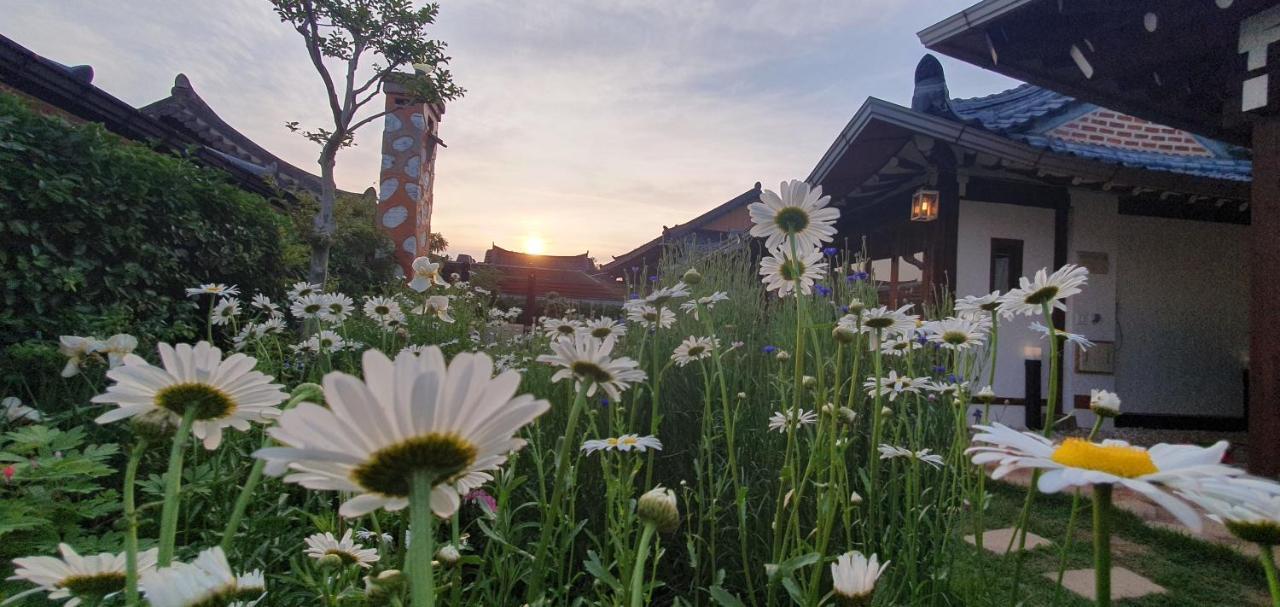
3;0;1018;262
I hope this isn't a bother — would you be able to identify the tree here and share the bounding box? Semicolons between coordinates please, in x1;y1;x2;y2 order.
271;0;464;286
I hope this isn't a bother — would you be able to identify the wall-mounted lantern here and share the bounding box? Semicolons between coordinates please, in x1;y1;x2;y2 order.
910;188;940;222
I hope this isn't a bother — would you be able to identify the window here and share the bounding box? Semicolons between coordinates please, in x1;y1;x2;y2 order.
990;238;1023;292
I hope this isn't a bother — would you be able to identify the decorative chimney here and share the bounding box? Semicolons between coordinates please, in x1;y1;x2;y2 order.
377;79;445;277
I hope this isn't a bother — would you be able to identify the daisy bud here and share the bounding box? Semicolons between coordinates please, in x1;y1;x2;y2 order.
682;268;702;285
838;407;857;423
775;350;791;362
318;553;344;569
850;491;863;505
833;325;857;344
1089;389;1121;418
802;375;817;389
435;544;461;567
881;406;893;418
637;486;680;533
288;382;325;407
830;551;887;606
764;563;780;579
976;385;996;404
847;300;865;314
374;569;403;588
737;392;747;400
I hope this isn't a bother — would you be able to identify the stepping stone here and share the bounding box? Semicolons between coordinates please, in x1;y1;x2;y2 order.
1047;567;1165;601
964;527;1051;554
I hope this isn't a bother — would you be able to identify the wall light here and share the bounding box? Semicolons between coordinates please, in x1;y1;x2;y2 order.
911;188;940;222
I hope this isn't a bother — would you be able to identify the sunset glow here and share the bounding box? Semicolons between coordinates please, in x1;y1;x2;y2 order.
523;235;547;255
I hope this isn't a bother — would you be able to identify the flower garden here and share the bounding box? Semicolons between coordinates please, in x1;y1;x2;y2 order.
3;180;1280;607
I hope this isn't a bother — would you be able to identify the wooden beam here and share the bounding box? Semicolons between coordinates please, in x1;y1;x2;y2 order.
1249;117;1280;476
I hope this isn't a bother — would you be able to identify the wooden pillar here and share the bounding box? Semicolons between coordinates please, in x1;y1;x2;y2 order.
1249;117;1280;476
937;170;960;296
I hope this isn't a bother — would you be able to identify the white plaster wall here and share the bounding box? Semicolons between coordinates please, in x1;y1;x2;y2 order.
1064;191;1119;428
1111;215;1249;417
956;199;1056;414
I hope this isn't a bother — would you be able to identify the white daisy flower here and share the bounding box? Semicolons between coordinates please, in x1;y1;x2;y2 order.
747;179;839;253
644;282;691;307
671;336;720;367
320;293;355;324
581;434;663;455
627;304;676;329
680;291;730;320
58;335;103;378
537;334;646;401
408;257;448;292
363;296;402;322
999;264;1089;317
6;544;158;607
255;348;550;518
1030;321;1094;351
878;444;945;469
767;409;817;433
1090;389;1122;418
399;344;432;357
185;283;239;299
259;316;287;335
1177;478;1280;545
91;342;287;450
140;546;264;607
966;423;1241;530
287;281;321;301
542;318;583;339
304;529;380;568
925;317;987;350
759;246;827;297
859;305;917;337
249;293;278;314
582;317;627;340
100;334;139;369
923;380;968;398
416;295;454;323
354;529;395;546
830;550;888;605
290;293;328;321
955;291;1005;319
863;371;927;401
2;396;41;423
210;298;240;326
879;335;921;357
303;330;347;354
378;310;408;331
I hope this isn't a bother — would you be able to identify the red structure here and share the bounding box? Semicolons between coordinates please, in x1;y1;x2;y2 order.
377;78;444;277
479;245;623;306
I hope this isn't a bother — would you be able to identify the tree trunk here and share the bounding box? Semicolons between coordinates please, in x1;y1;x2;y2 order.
307;150;339;286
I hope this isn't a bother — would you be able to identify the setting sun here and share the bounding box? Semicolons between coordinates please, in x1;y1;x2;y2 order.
523;235;547;255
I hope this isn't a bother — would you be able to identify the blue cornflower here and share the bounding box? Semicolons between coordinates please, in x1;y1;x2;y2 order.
629;292;640;299
840;305;850;313
823;247;839;257
846;271;870;283
762;345;777;354
932;365;947;375
648;275;659;283
946;374;959;384
814;284;832;297
599;397;611;407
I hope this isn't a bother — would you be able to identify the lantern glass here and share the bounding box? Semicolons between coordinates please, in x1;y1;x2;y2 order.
911;188;940;222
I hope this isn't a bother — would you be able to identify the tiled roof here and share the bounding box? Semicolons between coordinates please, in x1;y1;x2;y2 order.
486;265;623;303
945;83;1251;183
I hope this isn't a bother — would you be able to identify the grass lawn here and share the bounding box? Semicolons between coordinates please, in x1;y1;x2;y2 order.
952;481;1273;606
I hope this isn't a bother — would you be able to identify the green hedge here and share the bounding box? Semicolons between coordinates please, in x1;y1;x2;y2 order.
0;93;294;343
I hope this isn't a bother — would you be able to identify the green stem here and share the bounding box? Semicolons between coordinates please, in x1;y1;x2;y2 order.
628;523;657;607
529;381;590;602
1093;484;1113;607
123;438;148;604
220;457;266;554
1260;544;1280;607
409;470;438;607
158;409;198;566
1052;417;1106;605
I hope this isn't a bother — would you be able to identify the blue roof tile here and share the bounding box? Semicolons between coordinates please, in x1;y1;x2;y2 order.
945;85;1251;182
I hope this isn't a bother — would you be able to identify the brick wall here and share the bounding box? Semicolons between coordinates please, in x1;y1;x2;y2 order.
1048;109;1212;156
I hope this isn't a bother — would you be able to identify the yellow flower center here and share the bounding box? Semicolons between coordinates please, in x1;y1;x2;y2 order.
620;437;638;446
351;433;478;497
155;383;236;420
1050;438;1158;478
591;328;611;338
774;206;810;234
59;572;126;598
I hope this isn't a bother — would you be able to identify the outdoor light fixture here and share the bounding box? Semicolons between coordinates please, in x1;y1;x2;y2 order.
910;188;940;222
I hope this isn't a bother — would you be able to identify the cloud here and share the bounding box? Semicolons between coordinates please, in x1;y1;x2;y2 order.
3;0;1017;262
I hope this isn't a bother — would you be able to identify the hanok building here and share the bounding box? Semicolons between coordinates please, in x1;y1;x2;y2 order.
476;245;624;316
609;48;1255;450
918;0;1278;474
0;34;442;277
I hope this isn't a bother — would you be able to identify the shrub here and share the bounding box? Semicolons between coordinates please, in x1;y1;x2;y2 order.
284;190;399;297
0;92;294;344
